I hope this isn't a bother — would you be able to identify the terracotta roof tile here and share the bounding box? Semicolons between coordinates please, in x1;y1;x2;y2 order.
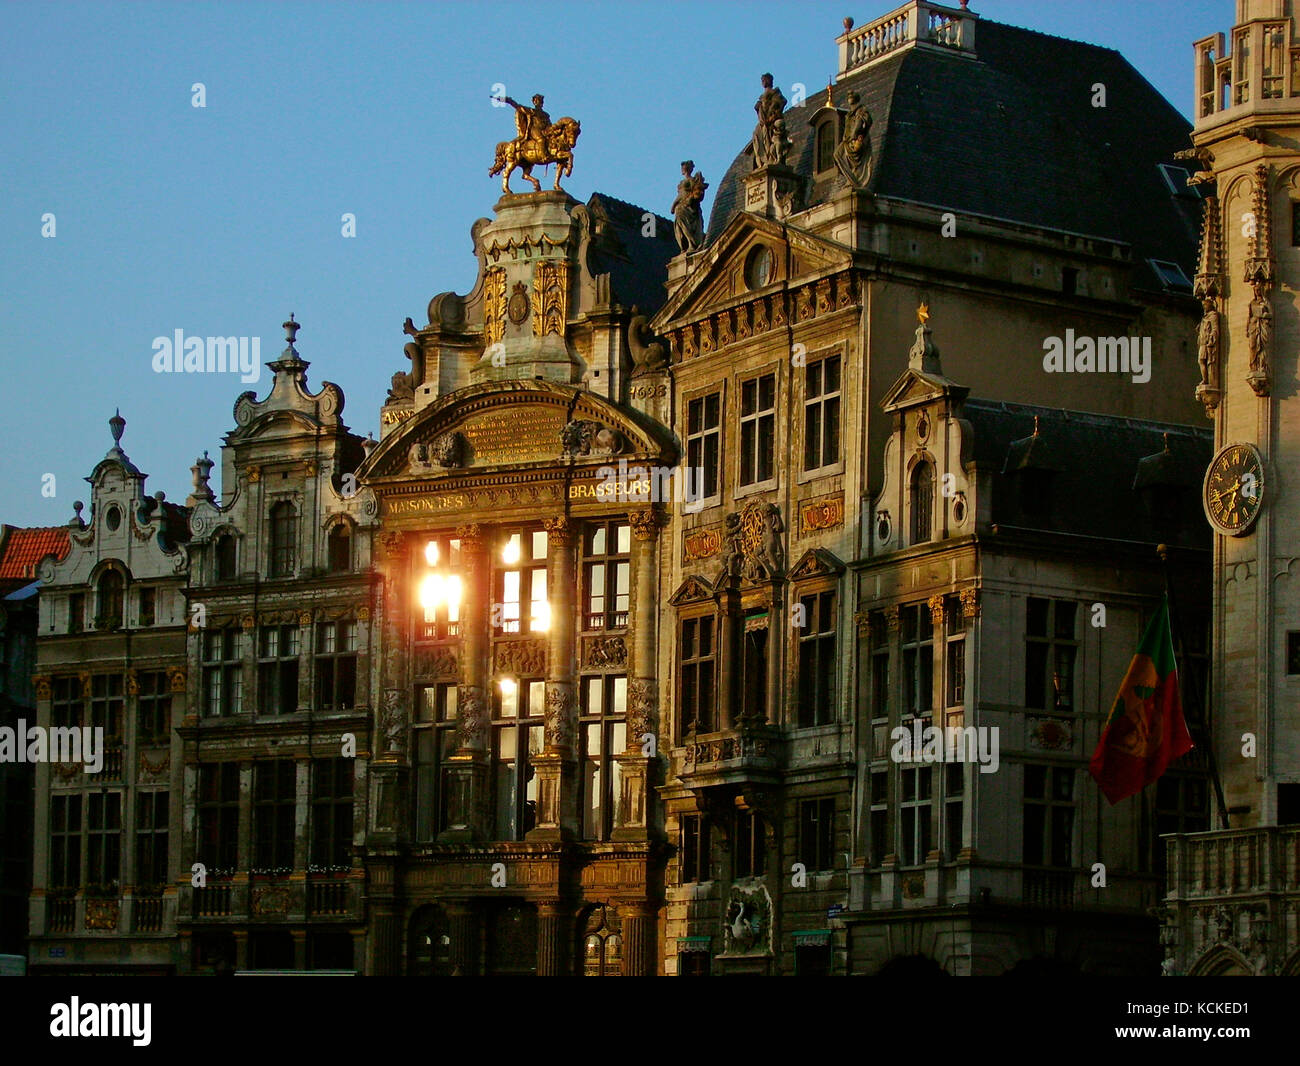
0;525;70;580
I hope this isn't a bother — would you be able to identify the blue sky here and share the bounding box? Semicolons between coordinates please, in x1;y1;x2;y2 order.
1;0;1229;528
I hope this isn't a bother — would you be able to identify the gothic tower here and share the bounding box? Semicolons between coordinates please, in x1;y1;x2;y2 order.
1192;0;1300;827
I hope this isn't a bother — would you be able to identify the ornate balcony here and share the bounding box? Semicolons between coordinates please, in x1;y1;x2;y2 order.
676;727;784;790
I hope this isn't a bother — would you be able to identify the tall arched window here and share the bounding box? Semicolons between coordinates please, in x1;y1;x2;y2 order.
269;502;297;578
328;523;352;573
97;569;124;629
911;462;934;545
215;534;237;581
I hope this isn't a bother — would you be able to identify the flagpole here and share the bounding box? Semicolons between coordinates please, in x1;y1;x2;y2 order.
1156;544;1229;829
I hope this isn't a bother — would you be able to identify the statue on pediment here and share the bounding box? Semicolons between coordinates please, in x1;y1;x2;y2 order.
751;73;790;168
671;160;708;254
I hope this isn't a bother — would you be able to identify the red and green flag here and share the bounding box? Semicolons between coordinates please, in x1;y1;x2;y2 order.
1089;596;1193;804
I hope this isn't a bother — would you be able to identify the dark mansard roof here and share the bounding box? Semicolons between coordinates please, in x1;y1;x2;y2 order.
706;20;1202;293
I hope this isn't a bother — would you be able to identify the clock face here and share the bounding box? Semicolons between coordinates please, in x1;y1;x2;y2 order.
1203;442;1264;536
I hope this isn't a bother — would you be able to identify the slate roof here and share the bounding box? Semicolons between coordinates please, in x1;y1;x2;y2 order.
706;20;1202;292
962;399;1212;547
585;193;678;315
0;525;69;584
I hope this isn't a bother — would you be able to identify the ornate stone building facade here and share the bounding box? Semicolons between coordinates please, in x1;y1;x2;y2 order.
18;1;1235;976
26;417;190;973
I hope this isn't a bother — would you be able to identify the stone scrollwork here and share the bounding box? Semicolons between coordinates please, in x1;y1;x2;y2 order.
627;677;657;742
543;683;574;751
456;685;488;748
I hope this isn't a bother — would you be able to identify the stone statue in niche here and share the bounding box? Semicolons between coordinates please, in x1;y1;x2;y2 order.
1196;305;1219;390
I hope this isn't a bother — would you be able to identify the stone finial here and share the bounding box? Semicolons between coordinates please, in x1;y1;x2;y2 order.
283;313;301;358
109;409;125;446
189;451;215;505
362;431;379;456
843;16;854;32
1033;415;1041;437
71;501;86;529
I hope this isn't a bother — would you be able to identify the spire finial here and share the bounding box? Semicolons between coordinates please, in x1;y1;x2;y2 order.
109;409;125;446
1033;415;1041;436
1163;432;1171;453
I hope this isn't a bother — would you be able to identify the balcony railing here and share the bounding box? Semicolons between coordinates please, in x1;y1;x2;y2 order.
133;895;165;932
1165;826;1300;898
839;1;976;76
1023;868;1074;910
307;879;350;916
193;882;234;918
47;892;75;933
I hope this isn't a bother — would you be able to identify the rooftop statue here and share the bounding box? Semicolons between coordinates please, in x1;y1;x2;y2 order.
751;73;790;169
833;90;873;188
671;160;708;254
490;92;582;194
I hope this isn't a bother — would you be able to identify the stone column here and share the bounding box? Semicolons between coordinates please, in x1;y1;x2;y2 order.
716;581;743;732
621;899;657;976
442;524;491;841
529;516;579;840
446;901;480;976
615;508;661;840
370;531;411;844
536;898;572;976
366;899;401;976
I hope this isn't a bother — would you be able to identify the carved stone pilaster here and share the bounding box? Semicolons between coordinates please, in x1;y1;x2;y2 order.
884;605;902;631
1245;163;1274;397
536;899;572;976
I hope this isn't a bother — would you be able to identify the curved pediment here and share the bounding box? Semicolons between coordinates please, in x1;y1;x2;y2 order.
359;379;675;482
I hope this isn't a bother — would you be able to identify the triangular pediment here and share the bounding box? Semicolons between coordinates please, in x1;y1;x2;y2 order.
668;574;716;607
880;368;968;414
652;213;852;330
789;548;845;581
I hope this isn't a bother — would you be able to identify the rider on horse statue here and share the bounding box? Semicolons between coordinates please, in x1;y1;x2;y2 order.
490;90;581;194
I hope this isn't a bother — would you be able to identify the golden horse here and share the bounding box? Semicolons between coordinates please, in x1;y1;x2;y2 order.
490;117;581;194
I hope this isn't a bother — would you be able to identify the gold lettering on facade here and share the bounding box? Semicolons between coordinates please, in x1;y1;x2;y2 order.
799;492;845;536
381;408;415;427
683;526;723;563
387;495;470;515
461;407;564;465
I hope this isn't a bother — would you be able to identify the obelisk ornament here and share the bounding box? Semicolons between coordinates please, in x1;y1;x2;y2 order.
489;91;582;194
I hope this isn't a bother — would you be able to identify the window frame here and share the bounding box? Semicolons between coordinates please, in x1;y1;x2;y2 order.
268;499;298;579
685;387;724;509
800;351;843;478
678;612;718;736
737;370;778;493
